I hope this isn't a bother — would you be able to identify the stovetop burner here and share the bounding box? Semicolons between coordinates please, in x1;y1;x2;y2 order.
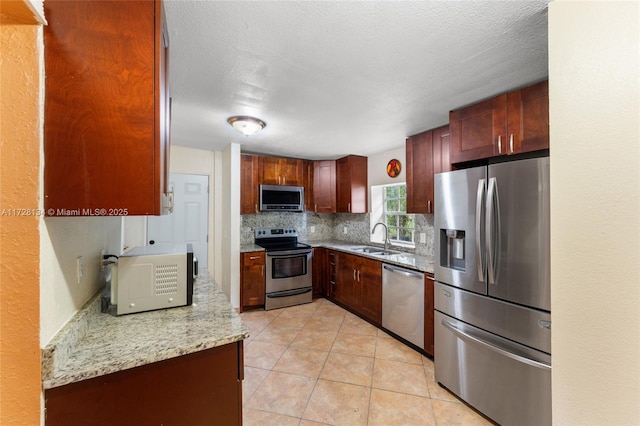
254;227;311;252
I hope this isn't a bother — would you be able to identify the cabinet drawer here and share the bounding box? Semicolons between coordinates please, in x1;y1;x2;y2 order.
242;252;265;266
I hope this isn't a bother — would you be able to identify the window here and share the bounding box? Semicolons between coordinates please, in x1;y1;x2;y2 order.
383;184;415;244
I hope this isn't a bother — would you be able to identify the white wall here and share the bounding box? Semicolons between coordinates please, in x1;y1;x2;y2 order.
549;1;640;424
221;143;241;307
40;217;121;345
367;146;406;188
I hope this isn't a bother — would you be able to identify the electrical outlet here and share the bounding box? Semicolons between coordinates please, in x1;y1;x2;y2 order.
310;226;315;233
76;256;84;284
420;233;426;244
343;226;347;234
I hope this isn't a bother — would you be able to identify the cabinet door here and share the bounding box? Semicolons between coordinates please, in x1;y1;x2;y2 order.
43;0;169;215
312;247;325;298
279;158;304;186
304;160;314;212
357;257;382;325
313;160;336;213
336;252;358;308
424;273;435;356
433;125;451;175
406;130;434;214
241;252;265;308
337;155;368;213
240;155;259;214
258;156;281;185
449;95;506;164
507;80;549;155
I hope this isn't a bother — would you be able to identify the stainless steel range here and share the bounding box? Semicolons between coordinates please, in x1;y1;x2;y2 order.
254;227;313;310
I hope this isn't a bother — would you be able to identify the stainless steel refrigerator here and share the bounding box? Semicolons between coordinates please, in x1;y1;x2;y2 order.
434;156;551;426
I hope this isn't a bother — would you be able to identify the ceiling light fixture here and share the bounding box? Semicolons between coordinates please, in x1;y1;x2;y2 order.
227;115;266;136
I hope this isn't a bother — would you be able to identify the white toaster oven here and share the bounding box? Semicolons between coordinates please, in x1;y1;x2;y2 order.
116;243;194;315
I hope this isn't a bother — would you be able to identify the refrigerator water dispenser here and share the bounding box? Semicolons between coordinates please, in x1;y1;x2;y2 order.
440;229;465;271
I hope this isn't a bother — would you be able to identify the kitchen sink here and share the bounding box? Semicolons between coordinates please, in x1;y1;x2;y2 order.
350;246;401;256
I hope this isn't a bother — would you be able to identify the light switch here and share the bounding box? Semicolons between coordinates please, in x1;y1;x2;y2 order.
420;233;426;244
310;226;315;233
343;226;348;234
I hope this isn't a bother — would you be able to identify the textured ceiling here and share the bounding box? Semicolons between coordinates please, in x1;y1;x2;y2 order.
165;1;550;160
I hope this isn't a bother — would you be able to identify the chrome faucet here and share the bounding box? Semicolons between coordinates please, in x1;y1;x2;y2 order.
372;222;389;252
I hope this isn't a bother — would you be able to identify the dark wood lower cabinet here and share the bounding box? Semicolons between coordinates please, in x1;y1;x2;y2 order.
424;273;435;356
329;251;382;327
45;341;244;425
312;247;326;298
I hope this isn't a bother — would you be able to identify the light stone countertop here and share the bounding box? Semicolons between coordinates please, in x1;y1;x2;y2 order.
309;241;435;274
42;271;249;390
242;239;434;274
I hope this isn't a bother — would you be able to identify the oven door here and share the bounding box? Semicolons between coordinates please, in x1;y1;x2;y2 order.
265;249;312;293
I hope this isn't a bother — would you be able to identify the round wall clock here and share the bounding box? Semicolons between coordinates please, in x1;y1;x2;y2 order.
386;159;401;178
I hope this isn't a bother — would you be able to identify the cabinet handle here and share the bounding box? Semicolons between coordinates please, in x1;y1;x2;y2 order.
497;135;502;154
249;256;260;260
348;202;351;212
426;275;435;281
283;177;286;185
315;204;317;213
509;134;514;154
255;204;258;214
357;270;360;281
353;269;357;280
262;265;265;276
428;200;431;214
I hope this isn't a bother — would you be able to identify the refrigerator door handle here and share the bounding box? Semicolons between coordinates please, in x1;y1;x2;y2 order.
475;179;487;282
486;177;499;285
441;318;551;372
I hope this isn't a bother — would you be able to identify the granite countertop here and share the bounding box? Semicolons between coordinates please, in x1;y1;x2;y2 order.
42;271;249;390
242;239;434;274
310;241;435;274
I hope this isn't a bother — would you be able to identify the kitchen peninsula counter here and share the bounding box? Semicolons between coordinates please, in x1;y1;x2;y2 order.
42;270;249;390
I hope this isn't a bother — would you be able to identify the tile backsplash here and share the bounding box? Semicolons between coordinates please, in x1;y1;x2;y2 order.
241;212;435;257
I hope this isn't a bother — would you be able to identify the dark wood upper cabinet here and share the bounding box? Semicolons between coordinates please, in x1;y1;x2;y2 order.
43;0;171;216
303;160;315;212
337;155;368;213
259;156;304;186
406;125;450;214
240;154;259;214
313;160;337;213
449;80;549;164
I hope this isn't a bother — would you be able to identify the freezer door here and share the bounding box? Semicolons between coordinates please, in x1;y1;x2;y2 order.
435;310;551;426
434;166;487;295
488;157;550;311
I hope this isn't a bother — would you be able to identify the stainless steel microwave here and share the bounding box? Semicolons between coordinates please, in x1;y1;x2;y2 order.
259;184;304;212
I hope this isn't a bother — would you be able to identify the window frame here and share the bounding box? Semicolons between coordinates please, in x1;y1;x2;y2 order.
382;183;415;246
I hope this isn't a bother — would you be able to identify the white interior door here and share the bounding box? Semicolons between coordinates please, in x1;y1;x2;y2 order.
147;173;209;269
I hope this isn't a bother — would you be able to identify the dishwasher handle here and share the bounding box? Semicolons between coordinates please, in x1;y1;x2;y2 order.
383;264;423;278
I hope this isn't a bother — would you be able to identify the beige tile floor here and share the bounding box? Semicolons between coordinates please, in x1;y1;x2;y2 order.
240;298;494;426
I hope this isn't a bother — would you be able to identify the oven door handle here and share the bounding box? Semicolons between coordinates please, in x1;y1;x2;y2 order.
266;287;312;298
266;249;312;257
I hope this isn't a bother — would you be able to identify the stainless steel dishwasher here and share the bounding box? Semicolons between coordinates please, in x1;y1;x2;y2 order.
382;264;424;349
